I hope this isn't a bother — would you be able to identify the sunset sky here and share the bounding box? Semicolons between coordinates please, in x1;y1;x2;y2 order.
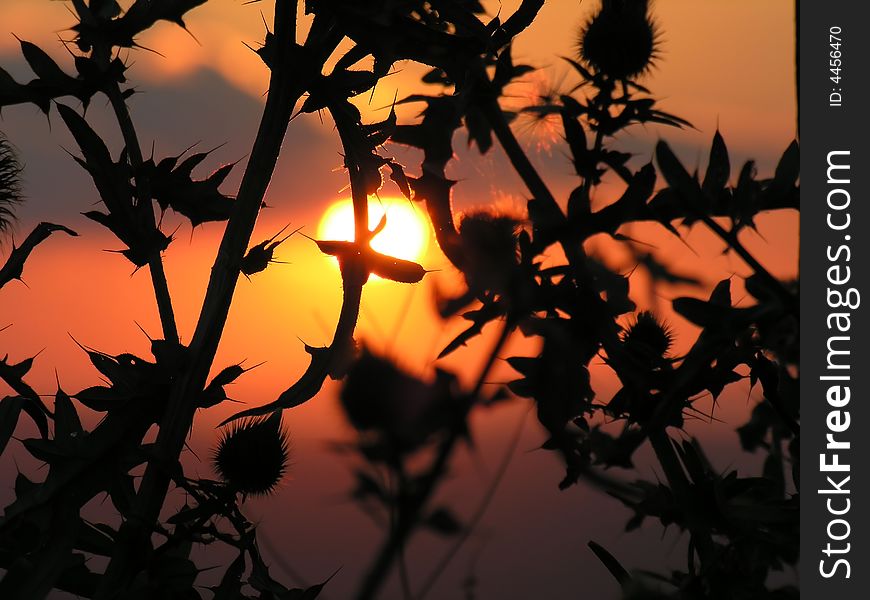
0;1;798;598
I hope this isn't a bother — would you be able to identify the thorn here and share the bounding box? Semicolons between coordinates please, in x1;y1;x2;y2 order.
134;321;154;341
241;360;266;373
268;225;304;249
130;41;166;58
265;222;293;244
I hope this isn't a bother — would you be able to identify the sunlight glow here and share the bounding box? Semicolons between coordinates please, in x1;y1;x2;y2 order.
316;197;429;262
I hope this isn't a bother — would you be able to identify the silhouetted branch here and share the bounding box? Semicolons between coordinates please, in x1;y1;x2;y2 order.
95;1;316;595
475;65;625;361
0;222;77;290
493;0;546;48
105;84;179;343
699;214;796;312
474;65;563;228
415;405;529;600
355;321;512;600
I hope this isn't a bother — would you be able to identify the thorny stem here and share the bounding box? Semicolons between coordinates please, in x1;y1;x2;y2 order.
105;84;179;343
477;81;562;226
356;321;513;600
700;215;796;312
648;431;714;564
478;64;727;570
476;67;624;358
328;102;373;354
387;469;414;600
95;2;310;596
415;405;528;600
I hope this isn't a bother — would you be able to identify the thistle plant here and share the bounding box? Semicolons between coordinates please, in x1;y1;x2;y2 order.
0;133;23;238
213;413;290;497
0;1;798;599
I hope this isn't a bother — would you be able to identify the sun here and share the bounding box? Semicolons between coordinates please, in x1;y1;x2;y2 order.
317;197;429;262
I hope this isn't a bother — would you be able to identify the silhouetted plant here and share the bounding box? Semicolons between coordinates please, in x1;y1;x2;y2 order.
0;133;23;238
0;1;798;599
330;1;798;598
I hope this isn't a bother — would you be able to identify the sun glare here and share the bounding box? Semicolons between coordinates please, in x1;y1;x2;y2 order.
316;198;429;262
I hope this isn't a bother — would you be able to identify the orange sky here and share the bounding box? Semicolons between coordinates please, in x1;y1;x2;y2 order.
1;1;796;137
0;0;798;386
0;2;798;597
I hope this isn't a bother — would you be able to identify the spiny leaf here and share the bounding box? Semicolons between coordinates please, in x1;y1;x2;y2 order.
201;362;259;408
493;44;534;89
54;387;83;441
314;240;427;284
283;568;340;600
0;353;51;437
56;104;112;168
145;148;237;227
211;551;245;600
773;140;799;188
210;364;246;388
241;224;298;276
368;252;426;284
0;396;24;455
655;140;703;220
702;130;730;195
74;385;127;412
74;0;208;49
709;278;732;307
1;222;78;289
590;163;656;232
588;540;631;585
19;39;76;87
222;346;332;424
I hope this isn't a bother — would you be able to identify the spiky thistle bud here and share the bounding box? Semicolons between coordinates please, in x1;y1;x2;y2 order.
458;211;522;292
0;132;24;238
620;311;673;365
213;412;289;497
578;0;658;81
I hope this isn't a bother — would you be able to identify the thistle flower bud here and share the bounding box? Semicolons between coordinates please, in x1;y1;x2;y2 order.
458;211;522;291
341;349;454;454
213;412;289;497
620;311;673;364
578;0;658;81
0;132;24;237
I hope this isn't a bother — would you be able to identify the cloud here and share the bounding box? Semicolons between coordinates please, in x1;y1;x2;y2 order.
0;64;345;233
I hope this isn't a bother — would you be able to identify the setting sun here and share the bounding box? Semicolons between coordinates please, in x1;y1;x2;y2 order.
316;197;430;262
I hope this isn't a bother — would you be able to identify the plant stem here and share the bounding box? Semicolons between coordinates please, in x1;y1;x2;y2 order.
477;70;624;362
355;321;512;600
648;430;714;564
479;87;562;227
415;405;528;600
106;84;179;343
94;3;306;596
700;214;796;311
